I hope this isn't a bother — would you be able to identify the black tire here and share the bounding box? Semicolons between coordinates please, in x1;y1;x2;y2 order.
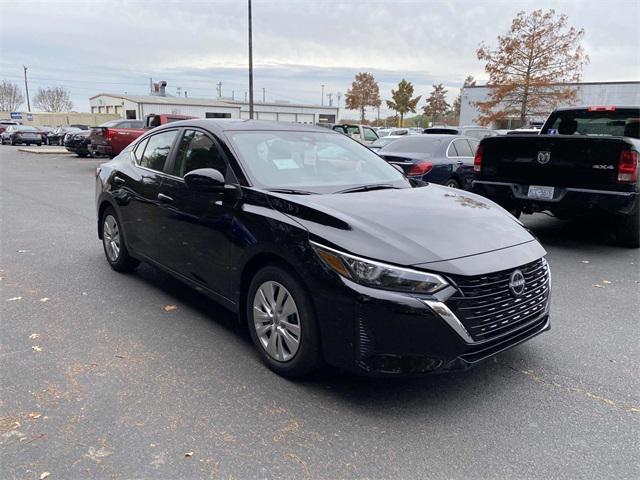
36;143;42;147
100;207;140;272
616;203;640;248
246;265;321;378
10;138;16;145
444;178;460;189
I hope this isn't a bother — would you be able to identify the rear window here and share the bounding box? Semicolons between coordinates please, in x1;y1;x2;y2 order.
100;120;123;127
382;137;444;154
17;126;38;131
542;108;640;138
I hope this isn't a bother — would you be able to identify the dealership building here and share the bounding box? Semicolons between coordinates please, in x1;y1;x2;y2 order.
89;91;339;125
459;80;640;129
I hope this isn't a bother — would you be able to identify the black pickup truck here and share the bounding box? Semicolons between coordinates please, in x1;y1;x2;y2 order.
473;106;639;247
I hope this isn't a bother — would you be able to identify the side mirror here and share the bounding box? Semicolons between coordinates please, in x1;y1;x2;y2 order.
184;168;225;191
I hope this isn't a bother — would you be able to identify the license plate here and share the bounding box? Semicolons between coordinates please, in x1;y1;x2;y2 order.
528;185;554;200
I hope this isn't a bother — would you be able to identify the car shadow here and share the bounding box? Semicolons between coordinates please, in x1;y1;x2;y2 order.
521;212;620;250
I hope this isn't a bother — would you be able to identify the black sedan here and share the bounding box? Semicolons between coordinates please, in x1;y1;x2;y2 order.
377;135;479;189
1;125;43;146
96;120;550;378
64;130;92;157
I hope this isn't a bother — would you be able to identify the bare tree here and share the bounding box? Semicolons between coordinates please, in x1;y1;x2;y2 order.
345;72;381;122
0;80;25;112
34;86;73;112
476;9;588;125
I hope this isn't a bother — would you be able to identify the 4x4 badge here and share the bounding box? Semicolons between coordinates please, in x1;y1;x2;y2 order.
537;151;551;164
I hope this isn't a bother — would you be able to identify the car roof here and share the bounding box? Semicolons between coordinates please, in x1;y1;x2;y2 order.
153;119;335;135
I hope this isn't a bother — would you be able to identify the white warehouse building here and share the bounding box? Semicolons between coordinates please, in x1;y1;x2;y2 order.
89;93;339;125
459;81;640;129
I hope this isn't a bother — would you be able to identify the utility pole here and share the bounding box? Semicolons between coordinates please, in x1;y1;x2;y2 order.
23;66;31;112
231;90;235;100
248;0;254;119
262;87;266;103
336;92;341;121
244;91;247;102
377;104;380;125
321;84;325;105
327;92;333;107
216;82;223;98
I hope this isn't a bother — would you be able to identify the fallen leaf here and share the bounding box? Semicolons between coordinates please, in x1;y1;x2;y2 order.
592;284;605;289
184;451;194;457
32;345;42;352
40;473;50;480
29;333;40;340
602;280;612;284
581;260;589;264
29;413;42;419
6;296;22;302
39;297;50;302
164;305;177;312
82;292;87;296
17;249;29;253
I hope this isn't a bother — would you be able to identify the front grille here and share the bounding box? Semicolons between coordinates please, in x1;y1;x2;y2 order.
447;259;549;341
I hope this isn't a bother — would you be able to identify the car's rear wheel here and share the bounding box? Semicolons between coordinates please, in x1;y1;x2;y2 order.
444;178;460;189
101;207;139;272
246;266;321;378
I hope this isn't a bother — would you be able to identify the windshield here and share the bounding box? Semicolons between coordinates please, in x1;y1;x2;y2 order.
228;130;408;192
18;126;38;131
381;136;444;154
371;137;397;148
542;108;640;138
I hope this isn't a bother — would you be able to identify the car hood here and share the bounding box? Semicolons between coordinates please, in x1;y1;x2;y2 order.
267;185;538;267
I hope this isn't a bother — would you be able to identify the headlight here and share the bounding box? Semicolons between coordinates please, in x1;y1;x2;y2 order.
311;241;448;294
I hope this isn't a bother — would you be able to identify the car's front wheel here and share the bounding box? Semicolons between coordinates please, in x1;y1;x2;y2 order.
444;178;460;189
247;265;321;378
101;207;139;272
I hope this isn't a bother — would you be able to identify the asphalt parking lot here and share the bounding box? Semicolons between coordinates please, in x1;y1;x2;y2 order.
1;146;638;479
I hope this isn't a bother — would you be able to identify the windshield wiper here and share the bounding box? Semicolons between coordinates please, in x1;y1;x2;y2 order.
335;184;399;194
266;188;316;195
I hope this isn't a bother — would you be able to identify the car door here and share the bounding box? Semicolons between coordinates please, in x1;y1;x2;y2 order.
116;129;180;261
451;138;476;189
154;128;239;298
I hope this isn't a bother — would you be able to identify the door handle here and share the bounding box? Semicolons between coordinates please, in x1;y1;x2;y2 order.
112;175;125;186
157;193;174;204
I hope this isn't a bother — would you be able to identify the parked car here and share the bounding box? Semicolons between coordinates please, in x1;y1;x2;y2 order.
48;126;87;145
331;124;379;144
37;126;54;143
377;135;479;189
473;106;640;247
64;130;92;157
1;125;43;146
424;125;497;140
377;128;410;137
96;119;550;378
0;120;19;136
368;135;404;152
90;114;193;158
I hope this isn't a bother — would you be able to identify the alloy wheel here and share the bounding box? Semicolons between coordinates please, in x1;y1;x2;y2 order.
102;214;121;262
253;281;301;362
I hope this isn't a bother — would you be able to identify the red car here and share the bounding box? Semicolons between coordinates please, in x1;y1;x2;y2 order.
89;114;196;158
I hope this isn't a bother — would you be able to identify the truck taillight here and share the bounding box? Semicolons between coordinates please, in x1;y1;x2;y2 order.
105;128;115;141
408;161;433;176
473;144;483;173
618;150;638;183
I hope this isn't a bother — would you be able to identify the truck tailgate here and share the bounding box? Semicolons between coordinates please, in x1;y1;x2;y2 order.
478;135;631;190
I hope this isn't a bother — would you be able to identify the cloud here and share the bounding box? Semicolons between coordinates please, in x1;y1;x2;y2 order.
1;0;638;117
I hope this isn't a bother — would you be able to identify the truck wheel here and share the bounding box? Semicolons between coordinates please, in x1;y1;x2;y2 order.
616;204;640;248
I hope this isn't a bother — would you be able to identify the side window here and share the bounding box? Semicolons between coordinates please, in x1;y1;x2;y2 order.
447;141;459;157
138;130;178;172
363;127;378;141
467;139;480;155
171;130;228;179
133;138;149;162
453;139;473;157
346;125;361;137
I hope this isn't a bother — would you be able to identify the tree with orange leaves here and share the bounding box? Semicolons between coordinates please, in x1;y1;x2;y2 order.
345;72;382;123
475;9;588;126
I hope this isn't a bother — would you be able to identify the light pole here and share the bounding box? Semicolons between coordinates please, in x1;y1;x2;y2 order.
248;0;254;119
23;66;31;112
321;84;325;106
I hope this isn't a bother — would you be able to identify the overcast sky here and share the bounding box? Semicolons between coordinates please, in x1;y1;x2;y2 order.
1;0;639;118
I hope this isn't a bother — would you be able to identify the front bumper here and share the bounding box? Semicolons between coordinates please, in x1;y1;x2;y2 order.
90;144;113;156
310;268;550;376
473;180;639;216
